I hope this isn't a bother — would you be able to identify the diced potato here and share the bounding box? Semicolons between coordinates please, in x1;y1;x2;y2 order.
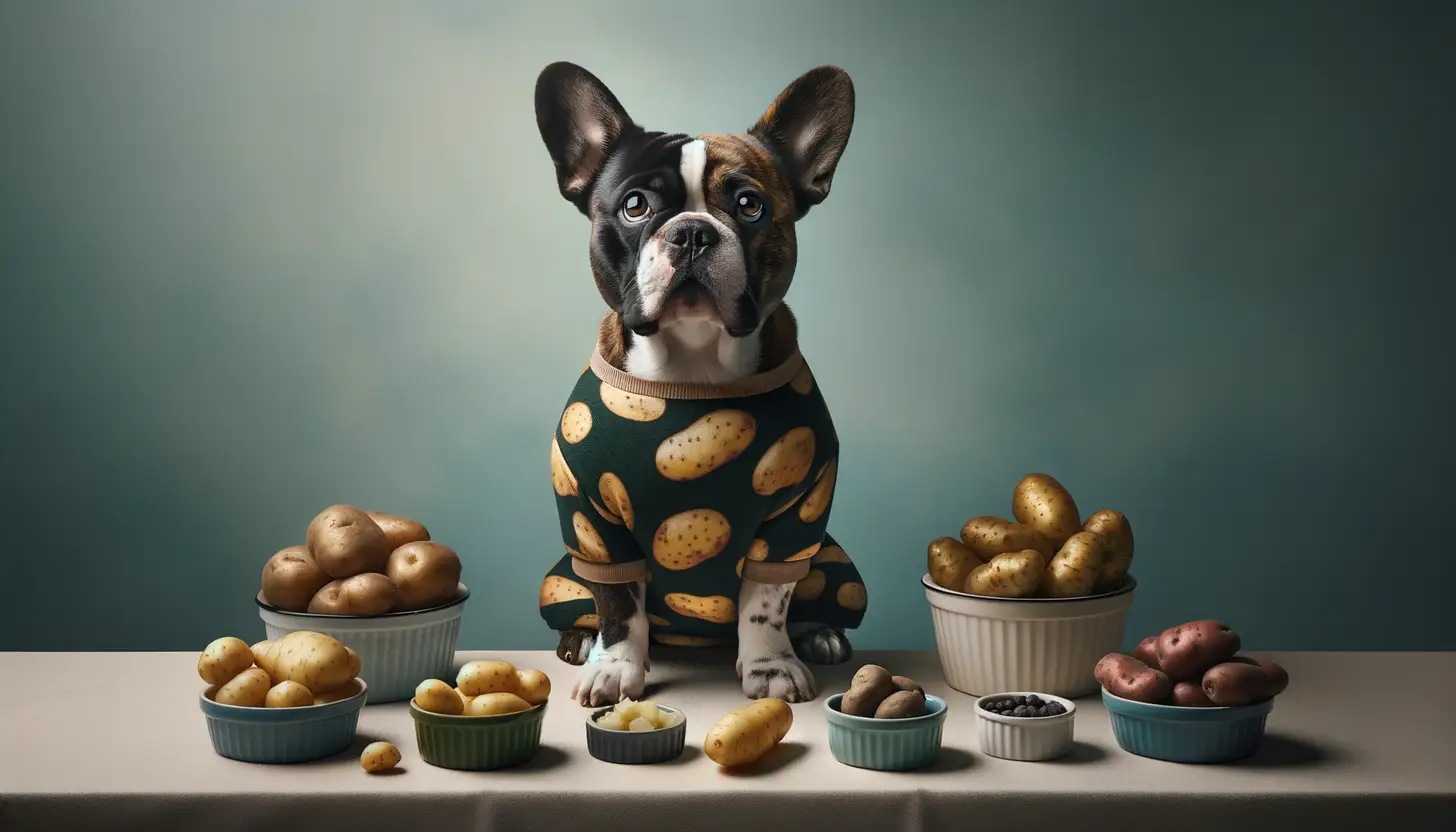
629;717;655;732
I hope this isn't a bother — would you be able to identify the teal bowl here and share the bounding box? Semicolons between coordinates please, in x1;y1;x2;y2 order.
410;699;547;770
824;693;948;771
1102;689;1273;763
199;679;366;764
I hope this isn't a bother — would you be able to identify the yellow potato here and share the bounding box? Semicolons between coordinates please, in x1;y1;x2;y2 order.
960;516;1056;560
198;637;255;686
265;680;315;708
540;574;593;606
260;545;332;612
465;692;532;716
414;679;465;715
1011;473;1082;549
798;458;837;523
308;573;399;616
515;669;552;706
664;592;736;624
572;511;611;563
250;640;276;677
1041;531;1105;598
454;686;471;708
550;436;579;496
794;569;827;600
457;660;522;697
344;647;361;680
312;678;363;704
965;549;1046;598
599;383;667;422
306;504;392;579
214;667;271;707
704;698;791;767
560;401;592;443
386;540;462;610
652;509;732;570
360;741;401;773
598;472;634;530
269;631;355;694
656;410;757;481
927;536;982;591
1083;509;1134;591
363;510;431;551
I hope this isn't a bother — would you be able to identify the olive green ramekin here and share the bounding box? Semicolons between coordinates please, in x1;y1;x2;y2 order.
409;699;547;770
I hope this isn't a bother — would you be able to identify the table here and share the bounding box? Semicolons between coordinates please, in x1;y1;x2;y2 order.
2;650;1452;831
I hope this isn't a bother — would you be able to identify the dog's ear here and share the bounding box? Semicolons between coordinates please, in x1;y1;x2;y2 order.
535;62;634;213
750;66;855;219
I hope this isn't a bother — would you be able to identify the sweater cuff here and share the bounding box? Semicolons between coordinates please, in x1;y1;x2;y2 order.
742;558;812;585
571;557;649;585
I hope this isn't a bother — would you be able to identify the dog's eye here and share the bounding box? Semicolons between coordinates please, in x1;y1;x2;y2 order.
622;192;650;222
736;192;764;222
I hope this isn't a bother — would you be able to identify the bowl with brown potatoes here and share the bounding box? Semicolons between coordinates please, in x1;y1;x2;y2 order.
922;473;1138;698
408;661;552;770
256;506;469;704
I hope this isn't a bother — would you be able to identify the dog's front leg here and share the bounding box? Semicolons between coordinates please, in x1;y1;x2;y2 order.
571;577;649;706
736;579;817;702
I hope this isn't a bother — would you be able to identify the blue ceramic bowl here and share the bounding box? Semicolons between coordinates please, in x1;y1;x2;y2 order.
1102;688;1273;763
824;693;948;771
200;679;367;764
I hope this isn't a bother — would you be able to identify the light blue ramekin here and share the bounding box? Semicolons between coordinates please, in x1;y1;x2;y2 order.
200;680;367;764
824;693;948;771
1102;688;1273;763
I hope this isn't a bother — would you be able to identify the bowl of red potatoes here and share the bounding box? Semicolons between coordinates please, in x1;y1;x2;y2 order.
1096;619;1289;763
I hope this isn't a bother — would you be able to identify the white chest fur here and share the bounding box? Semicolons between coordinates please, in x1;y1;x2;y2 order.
624;323;762;384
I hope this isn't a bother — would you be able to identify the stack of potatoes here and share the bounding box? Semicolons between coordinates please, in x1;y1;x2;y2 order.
927;473;1135;599
200;631;361;707
261;505;463;615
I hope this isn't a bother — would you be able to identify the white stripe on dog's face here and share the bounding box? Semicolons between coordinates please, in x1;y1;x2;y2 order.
679;138;708;212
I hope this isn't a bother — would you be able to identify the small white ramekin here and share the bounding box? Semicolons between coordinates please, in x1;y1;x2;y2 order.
974;691;1077;761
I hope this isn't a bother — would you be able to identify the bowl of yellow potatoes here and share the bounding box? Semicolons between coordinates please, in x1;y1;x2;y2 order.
408;660;552;770
197;632;368;764
586;699;686;765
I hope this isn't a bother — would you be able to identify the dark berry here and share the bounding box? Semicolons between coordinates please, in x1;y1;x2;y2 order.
1015;696;1028;706
1027;695;1044;707
1012;705;1031;717
1033;706;1048;717
1046;702;1066;716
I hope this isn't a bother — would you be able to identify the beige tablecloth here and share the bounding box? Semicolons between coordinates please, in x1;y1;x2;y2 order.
1;650;1452;831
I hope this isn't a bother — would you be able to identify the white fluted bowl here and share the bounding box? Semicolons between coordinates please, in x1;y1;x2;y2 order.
923;574;1136;699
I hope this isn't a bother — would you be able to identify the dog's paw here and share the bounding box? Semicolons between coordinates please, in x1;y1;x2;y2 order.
742;654;817;702
571;637;648;707
556;628;596;666
792;626;853;665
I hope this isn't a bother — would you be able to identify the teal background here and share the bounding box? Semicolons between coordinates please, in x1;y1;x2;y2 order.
1;1;1451;652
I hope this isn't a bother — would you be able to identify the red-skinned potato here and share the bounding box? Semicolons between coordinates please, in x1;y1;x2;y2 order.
1132;635;1161;669
1156;620;1242;682
1202;660;1283;706
1095;653;1172;703
1171;681;1217;707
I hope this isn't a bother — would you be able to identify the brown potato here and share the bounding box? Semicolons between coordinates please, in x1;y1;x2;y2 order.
386;541;462;610
891;675;924;696
1095;653;1172;703
308;573;399;616
927;536;982;590
306;505;391;578
1170;681;1216;707
260;546;331;612
1250;658;1289;697
1156;620;1241;682
1083;510;1134;591
959;516;1056;560
841;664;897;717
1202;660;1282;706
966;549;1046;598
365;510;431;550
874;689;928;719
1011;473;1082;549
1132;635;1161;669
1040;532;1106;598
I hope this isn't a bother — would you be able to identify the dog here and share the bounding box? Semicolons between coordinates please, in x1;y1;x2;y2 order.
533;62;865;706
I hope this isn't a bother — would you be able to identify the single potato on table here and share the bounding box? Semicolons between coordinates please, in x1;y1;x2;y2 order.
705;698;792;767
360;741;402;773
1011;473;1082;549
386;541;462;610
306;504;392;578
308;573;399;616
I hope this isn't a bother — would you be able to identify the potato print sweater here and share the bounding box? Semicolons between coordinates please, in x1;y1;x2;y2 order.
538;330;867;645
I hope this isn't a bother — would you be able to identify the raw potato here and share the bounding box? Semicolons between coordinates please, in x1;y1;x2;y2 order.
1083;509;1134;591
892;676;924;696
1095;653;1172;703
313;679;363;704
655;410;757;481
550;436;579;496
1202;658;1288;706
260;546;332;612
664;592;736;623
386;541;462;610
515;669;552;706
1132;635;1161;669
841;664;897;717
1250;658;1290;697
966;549;1046;598
265;680;315;708
652;509;732;570
457;660;522;697
704;698;792;767
269;631;356;694
360;741;401;773
927;536;982;591
1156;620;1242;682
874;689;927;719
309;572;399;616
306;505;392;579
600;383;667;422
798;459;837;523
1171;681;1216;707
251;640;276;676
1040;532;1106;598
214;667;272;707
959;517;1056;560
364;510;431;551
344;647;361;680
414;679;465;715
466;692;532;716
198;637;254;686
1011;473;1082;549
751;427;816;496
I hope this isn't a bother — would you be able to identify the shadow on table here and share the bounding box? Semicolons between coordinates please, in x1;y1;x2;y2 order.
661;745;703;766
1228;734;1338;769
1055;741;1108;765
915;746;976;773
718;741;809;776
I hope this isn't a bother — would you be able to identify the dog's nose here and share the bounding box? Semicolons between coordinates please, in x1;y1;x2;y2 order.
667;220;719;256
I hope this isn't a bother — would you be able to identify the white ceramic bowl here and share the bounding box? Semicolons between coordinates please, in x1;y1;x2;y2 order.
923;573;1136;698
974;691;1076;761
257;584;468;704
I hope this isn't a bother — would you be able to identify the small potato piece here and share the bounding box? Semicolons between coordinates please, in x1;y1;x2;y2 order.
457;660;521;697
387;541;462;610
841;664;898;717
265;680;315;708
1132;635;1161;669
705;699;790;767
1203;660;1286;706
1040;532;1106;598
260;546;332;612
1095;653;1172;704
1083;509;1134;591
308;573;399;616
966;549;1046;598
629;717;655;732
1156;620;1242;682
465;692;532;716
515;669;552;706
1011;473;1082;549
306;504;392;579
360;741;401;773
874;689;927;719
198;637;255;686
269;631;355;694
214;667;272;707
927;537;982;591
1170;681;1216;707
959;516;1055;560
891;676;924;696
364;510;431;550
415;679;465;715
596;711;629;730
